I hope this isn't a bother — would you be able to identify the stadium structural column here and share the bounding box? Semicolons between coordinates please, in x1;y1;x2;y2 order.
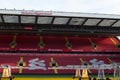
50;57;58;74
64;36;72;49
10;35;17;48
88;38;97;50
17;57;26;74
38;36;45;49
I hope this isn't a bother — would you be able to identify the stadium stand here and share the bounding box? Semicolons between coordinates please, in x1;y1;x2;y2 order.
0;9;119;78
15;35;39;51
91;37;119;51
0;53;119;74
0;35;120;52
0;34;13;51
68;37;93;52
43;36;65;51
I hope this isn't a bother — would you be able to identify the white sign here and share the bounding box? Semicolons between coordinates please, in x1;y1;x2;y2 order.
28;58;46;70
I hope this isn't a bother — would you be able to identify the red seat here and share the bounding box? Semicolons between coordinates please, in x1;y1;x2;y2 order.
68;37;93;52
91;37;119;52
0;35;13;51
15;35;40;51
43;36;66;51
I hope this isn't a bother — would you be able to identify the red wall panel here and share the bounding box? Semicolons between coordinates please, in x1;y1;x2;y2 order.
0;53;119;74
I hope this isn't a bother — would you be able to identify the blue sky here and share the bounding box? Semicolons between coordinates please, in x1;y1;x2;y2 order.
0;0;120;14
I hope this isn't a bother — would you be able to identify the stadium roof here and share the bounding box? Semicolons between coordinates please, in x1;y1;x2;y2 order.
0;9;120;36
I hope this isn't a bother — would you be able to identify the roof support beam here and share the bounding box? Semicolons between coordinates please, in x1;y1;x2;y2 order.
80;18;88;28
1;15;5;26
35;16;38;26
110;20;119;27
18;15;21;24
51;17;55;25
66;17;72;25
81;18;88;26
96;19;104;26
1;15;5;23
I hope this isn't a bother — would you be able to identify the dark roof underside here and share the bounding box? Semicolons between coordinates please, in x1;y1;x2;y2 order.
0;9;120;36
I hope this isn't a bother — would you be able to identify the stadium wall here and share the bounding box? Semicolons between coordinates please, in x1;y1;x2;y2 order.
0;53;119;74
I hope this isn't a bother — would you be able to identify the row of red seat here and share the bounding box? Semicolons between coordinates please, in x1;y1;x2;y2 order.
0;35;120;52
0;53;119;74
